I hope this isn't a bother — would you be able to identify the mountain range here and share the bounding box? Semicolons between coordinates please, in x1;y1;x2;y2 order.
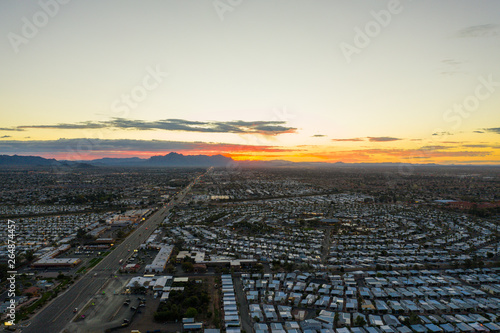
0;154;60;166
0;153;495;168
0;153;233;168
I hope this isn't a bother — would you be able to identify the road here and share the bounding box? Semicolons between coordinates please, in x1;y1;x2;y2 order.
233;276;252;333
20;170;208;333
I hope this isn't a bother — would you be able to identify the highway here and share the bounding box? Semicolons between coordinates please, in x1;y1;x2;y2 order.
20;170;208;333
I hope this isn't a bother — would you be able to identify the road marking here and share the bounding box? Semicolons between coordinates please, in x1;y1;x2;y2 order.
110;302;123;320
51;279;93;323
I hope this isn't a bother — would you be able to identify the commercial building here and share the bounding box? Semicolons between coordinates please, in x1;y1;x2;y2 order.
144;245;174;273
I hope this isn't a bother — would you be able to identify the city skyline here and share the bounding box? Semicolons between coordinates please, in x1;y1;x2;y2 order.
1;0;500;164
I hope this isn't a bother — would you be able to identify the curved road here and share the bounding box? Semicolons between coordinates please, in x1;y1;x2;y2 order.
21;170;207;333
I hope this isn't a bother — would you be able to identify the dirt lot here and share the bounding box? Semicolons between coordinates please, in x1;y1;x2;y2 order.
120;275;221;332
113;294;181;333
63;277;133;333
191;275;221;329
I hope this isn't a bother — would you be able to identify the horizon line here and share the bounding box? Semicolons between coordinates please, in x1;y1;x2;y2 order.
1;153;500;167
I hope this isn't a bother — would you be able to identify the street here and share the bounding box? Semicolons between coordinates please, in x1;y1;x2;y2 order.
20;171;207;333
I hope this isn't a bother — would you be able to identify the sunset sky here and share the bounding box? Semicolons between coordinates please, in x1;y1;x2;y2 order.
1;0;499;164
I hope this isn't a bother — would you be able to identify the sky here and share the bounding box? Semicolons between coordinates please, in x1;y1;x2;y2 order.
1;0;500;164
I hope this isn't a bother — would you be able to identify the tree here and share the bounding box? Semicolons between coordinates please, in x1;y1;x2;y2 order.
183;255;195;263
185;307;198;318
334;312;340;327
182;261;194;272
408;313;421;325
116;229;125;239
354;315;366;327
76;228;86;239
130;281;147;294
183;296;200;308
25;250;36;262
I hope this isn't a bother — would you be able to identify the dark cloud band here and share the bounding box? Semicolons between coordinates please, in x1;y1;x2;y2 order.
0;138;290;153
14;118;297;136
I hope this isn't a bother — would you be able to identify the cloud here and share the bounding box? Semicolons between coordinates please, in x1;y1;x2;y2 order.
297;150;370;162
19;121;106;130
2;138;496;163
462;144;488;148
0;135;11;138
484;127;500;134
441;59;463;66
359;148;491;159
0;127;24;131
432;131;453;136
332;137;403;142
462;144;500;149
367;137;401;142
455;24;499;38
17;118;297;136
296;148;492;163
0;139;291;156
331;138;364;142
473;130;485;134
419;145;451;150
421;151;491;158
449;159;500;164
312;134;326;137
440;58;466;76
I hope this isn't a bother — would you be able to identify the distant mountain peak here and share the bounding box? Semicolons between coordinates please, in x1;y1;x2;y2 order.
147;152;233;167
0;154;60;166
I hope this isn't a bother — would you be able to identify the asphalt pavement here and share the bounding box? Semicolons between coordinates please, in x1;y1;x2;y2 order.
233;276;253;333
20;171;206;333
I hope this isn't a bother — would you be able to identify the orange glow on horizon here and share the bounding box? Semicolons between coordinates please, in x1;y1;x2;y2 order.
11;144;500;165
